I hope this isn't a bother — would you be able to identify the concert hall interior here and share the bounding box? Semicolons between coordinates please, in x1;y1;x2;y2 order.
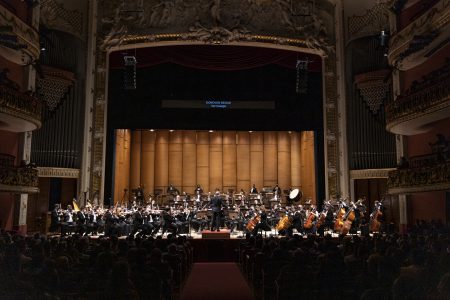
1;0;450;299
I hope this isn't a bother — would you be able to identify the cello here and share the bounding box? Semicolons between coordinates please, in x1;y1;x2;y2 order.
369;201;383;232
246;214;261;231
333;200;346;232
303;206;317;230
316;201;330;229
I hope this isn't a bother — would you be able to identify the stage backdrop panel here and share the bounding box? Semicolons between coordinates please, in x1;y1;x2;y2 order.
113;129;316;205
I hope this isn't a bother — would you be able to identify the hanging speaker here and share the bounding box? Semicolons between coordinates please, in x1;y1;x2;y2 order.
123;56;137;90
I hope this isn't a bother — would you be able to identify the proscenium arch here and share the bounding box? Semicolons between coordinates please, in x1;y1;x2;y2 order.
93;37;335;205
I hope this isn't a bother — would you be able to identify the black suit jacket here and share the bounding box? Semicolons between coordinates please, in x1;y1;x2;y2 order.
210;196;223;213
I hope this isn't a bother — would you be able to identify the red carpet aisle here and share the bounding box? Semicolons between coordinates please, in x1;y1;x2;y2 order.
181;263;255;300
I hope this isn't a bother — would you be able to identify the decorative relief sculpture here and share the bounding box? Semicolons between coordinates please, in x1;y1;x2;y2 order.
98;0;335;52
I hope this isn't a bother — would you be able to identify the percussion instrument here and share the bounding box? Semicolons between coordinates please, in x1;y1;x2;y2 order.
289;189;302;202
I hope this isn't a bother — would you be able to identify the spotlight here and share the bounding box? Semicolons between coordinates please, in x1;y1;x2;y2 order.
209;130;214;133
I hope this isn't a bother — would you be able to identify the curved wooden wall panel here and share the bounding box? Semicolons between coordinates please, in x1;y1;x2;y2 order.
196;131;210;193
250;132;264;190
263;131;278;188
118;130;317;202
169;131;183;189
290;132;302;189
182;131;197;193
209;131;223;192
278;132;291;192
129;131;141;194
141;131;155;198
223;131;237;192
154;131;169;193
236;132;250;193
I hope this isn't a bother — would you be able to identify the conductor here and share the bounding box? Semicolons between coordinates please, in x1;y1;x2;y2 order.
210;190;223;231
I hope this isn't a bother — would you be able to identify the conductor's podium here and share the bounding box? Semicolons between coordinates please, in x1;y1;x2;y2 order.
201;229;231;239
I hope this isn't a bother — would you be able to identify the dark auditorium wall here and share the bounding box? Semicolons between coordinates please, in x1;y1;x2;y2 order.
409;191;447;224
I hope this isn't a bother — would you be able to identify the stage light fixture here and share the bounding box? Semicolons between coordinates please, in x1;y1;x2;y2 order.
123;55;137;90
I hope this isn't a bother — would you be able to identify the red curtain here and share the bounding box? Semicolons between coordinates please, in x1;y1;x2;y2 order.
109;45;321;72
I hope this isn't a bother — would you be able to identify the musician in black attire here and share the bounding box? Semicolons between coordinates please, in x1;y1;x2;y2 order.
194;184;203;195
49;204;61;232
167;184;180;195
273;184;282;196
250;184;258;194
135;185;144;205
161;208;178;235
210;191;223;231
252;207;271;236
103;208;116;237
76;207;88;235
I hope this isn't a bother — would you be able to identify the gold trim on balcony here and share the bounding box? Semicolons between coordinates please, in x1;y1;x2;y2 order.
387;0;450;70
0;163;39;194
0;5;40;64
37;167;79;178
387;150;450;194
0;83;42;132
385;70;450;135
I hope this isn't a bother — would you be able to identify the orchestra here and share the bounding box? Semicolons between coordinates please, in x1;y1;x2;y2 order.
49;184;384;239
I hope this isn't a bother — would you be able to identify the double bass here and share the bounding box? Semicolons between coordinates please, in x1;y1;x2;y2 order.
369;201;383;232
340;201;356;235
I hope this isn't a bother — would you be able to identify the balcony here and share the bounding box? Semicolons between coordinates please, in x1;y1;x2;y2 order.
385;64;450;135
0;83;42;132
0;4;39;65
0;154;39;193
388;0;450;70
387;150;450;194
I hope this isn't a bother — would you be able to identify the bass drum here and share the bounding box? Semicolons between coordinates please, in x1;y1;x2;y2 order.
289;188;303;203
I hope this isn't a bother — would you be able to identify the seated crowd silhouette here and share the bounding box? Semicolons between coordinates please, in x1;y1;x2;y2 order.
239;219;450;300
0;232;193;299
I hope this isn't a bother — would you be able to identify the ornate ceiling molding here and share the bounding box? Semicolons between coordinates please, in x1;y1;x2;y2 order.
40;0;84;39
350;168;395;180
0;5;40;64
388;0;450;69
38;167;80;178
98;0;336;54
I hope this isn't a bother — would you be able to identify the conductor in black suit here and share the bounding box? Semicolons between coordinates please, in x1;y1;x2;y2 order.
210;190;223;231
